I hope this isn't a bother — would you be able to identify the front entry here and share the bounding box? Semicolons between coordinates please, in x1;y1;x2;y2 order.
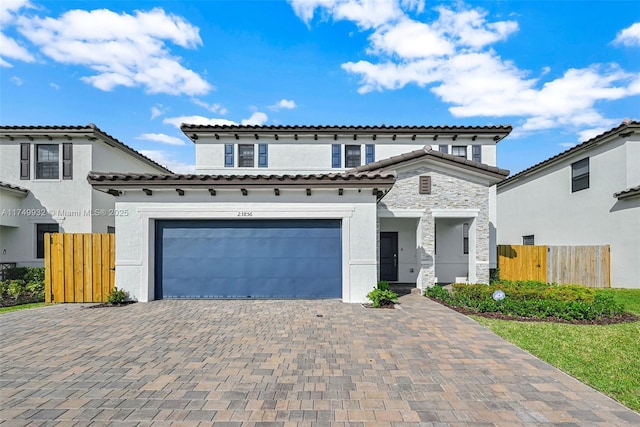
380;232;398;281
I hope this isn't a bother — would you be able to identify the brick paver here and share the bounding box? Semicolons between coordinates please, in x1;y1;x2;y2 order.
1;294;638;425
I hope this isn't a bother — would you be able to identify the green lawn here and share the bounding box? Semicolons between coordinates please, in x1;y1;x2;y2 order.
0;302;48;314
473;288;640;412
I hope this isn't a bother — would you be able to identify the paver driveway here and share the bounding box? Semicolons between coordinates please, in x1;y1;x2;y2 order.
1;294;639;426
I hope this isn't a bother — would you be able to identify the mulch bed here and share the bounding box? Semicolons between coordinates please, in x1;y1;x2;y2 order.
427;297;639;325
83;301;136;309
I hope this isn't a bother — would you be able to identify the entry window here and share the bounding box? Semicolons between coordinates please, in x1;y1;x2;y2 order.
463;223;469;254
36;145;59;179
345;145;361;168
523;235;535;245
238;144;254;167
571;158;589;192
36;223;59;259
452;146;467;158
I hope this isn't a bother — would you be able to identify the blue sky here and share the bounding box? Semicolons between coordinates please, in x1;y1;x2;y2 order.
1;0;639;174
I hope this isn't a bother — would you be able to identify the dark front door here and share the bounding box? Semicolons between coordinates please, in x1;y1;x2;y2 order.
380;232;398;281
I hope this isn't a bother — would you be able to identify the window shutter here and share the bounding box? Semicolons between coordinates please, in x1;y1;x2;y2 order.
365;144;375;164
62;143;73;179
224;144;234;167
258;144;268;168
419;176;431;194
331;144;341;168
472;145;481;163
20;143;30;180
438;144;448;154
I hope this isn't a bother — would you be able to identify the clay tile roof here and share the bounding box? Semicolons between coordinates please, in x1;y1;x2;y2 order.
86;171;396;189
498;120;639;187
1;124;172;174
348;146;509;178
613;185;640;200
0;181;29;195
180;124;513;142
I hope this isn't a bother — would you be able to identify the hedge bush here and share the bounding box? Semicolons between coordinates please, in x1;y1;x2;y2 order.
425;280;625;321
0;267;45;307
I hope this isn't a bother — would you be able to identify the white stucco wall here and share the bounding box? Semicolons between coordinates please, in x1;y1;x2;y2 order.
111;188;379;303
194;134;500;175
497;136;640;288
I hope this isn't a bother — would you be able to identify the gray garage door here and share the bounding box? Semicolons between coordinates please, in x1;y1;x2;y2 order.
155;219;342;299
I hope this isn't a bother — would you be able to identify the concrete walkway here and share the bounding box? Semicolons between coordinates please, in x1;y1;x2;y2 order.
1;294;638;426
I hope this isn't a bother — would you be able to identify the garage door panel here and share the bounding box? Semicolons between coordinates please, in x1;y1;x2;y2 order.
156;219;342;299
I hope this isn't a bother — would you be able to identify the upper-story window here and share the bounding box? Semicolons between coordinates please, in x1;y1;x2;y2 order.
21;143;72;180
36;145;59;179
345;145;361;168
438;145;448;154
238;144;254;167
571;158;589;192
472;145;481;163
452;146;467;158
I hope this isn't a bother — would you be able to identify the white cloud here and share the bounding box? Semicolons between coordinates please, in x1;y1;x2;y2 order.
0;1;35;66
138;150;195;174
269;99;297;110
15;7;211;95
49;82;59;89
293;1;640;137
577;127;612;143
191;98;227;114
613;22;640;47
163;115;237;128
10;76;23;85
241;111;268;125
150;104;167;119
558;142;577;149
289;0;402;30
135;133;186;146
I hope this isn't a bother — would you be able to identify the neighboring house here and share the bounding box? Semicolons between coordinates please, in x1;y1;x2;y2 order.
88;125;511;303
0;124;172;268
497;120;640;288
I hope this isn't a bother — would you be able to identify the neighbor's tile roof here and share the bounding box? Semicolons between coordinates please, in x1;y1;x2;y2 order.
0;181;29;195
349;147;509;179
614;185;640;200
0;124;172;174
87;171;396;189
181;124;513;142
498;120;639;188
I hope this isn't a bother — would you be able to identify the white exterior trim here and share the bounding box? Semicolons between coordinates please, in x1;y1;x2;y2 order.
431;208;479;218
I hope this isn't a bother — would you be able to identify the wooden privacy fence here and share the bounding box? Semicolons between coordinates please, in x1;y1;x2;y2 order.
44;233;115;303
498;245;610;288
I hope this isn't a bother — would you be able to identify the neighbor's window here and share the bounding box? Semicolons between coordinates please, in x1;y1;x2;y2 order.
463;223;469;254
571;158;589;192
36;223;59;259
238;144;254;167
522;235;535;245
36;144;59;179
452;146;467;158
345;145;361;168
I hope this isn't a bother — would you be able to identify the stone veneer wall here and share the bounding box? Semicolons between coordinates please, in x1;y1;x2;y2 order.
379;166;490;287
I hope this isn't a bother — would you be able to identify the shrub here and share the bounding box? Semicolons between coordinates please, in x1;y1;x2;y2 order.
377;280;390;291
425;285;452;302
7;280;26;299
367;288;398;308
427;280;626;321
0;267;46;306
106;287;128;304
489;268;500;284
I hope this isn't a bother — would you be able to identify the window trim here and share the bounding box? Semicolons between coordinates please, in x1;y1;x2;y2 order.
571;158;589;192
238;144;254;168
451;145;467;159
36;223;59;259
345;144;361;168
35;144;60;180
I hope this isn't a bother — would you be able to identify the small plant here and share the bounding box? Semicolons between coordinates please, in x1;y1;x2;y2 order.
425;284;452;302
367;288;398;308
106;287;128;304
377;280;390;291
489;268;500;284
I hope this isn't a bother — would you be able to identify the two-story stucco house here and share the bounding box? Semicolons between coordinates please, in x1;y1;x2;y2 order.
497;120;639;288
0;124;172;270
88;125;511;303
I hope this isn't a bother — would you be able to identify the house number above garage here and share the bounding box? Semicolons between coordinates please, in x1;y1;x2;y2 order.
238;211;253;217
